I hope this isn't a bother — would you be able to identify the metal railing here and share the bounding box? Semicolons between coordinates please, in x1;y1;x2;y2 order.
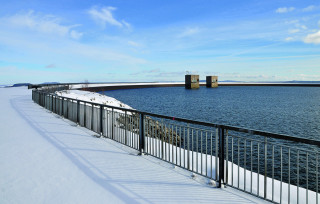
32;89;320;204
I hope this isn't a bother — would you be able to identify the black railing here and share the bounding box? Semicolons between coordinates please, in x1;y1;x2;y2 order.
32;89;320;204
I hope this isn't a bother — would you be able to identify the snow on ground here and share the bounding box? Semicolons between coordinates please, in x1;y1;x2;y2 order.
0;87;269;203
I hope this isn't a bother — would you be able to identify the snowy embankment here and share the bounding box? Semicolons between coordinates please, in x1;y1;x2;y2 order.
1;87;269;203
56;90;133;110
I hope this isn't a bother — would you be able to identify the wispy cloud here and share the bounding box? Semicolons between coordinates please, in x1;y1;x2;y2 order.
285;37;294;41
128;40;141;47
130;69;160;76
276;7;295;13
302;5;316;12
45;63;56;68
88;6;130;29
152;71;186;78
178;27;200;38
304;30;320;44
4;11;82;40
289;29;300;34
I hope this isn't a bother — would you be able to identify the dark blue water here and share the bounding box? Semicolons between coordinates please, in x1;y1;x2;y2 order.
101;86;320;140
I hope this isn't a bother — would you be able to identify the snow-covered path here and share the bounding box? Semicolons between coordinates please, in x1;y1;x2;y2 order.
0;87;268;204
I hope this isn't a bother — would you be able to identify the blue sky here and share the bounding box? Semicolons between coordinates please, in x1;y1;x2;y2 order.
0;0;320;84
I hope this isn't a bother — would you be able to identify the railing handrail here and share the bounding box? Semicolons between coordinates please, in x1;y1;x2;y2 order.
38;90;320;148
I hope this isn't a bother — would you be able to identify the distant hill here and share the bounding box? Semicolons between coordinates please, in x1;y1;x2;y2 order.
11;83;31;87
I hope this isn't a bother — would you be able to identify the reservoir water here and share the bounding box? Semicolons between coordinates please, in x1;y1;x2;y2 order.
101;86;320;140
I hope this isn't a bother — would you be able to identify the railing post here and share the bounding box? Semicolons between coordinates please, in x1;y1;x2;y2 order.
219;127;225;188
264;137;267;199
139;113;145;154
66;99;69;119
51;95;53;112
100;105;103;136
125;111;127;144
91;104;94;131
111;108;114;140
61;98;64;117
83;102;86;126
77;101;80;124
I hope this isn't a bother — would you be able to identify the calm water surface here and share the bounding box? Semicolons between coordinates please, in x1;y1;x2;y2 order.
101;86;320;140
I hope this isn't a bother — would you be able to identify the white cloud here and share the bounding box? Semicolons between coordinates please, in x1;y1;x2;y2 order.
70;30;83;40
121;20;131;29
304;30;320;44
289;29;300;34
297;74;320;80
302;5;316;12
88;6;130;29
4;11;82;40
299;25;307;30
276;7;295;13
285;37;294;41
178;27;200;38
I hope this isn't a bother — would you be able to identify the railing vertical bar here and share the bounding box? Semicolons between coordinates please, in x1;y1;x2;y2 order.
76;101;80;124
280;146;283;204
106;109;109;138
91;105;94;131
176;126;178;165
211;131;213;180
158;121;161;158
172;124;174;163
201;131;203;175
187;126;190;170
156;119;158;156
100;106;103;136
155;122;157;156
124;111;127;144
297;150;299;204
66;99;69;119
196;130;198;173
272;145;274;202
264;137;267;199
306;152;308;204
145;118;148;152
154;122;157;156
179;126;182;167
258;143;260;196
139;113;145;154
251;140;253;194
111;108;114;140
316;153;318;204
131;115;133;147
219;128;225;187
288;148;291;204
244;139;247;191
191;129;194;172
84;102;86;128
225;130;228;184
61;98;64;117
216;128;218;181
151;122;154;156
237;138;240;189
161;120;164;159
165;123;168;160
206;131;208;177
232;136;234;186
